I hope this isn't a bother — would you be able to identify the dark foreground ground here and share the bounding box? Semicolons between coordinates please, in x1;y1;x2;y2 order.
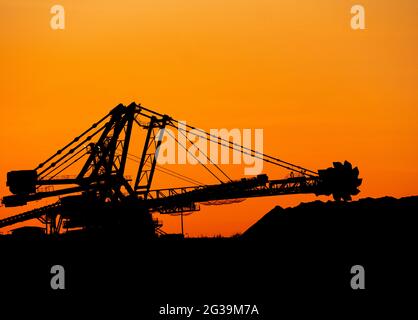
0;196;417;318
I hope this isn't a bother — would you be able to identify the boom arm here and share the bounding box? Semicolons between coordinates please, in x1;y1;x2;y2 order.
145;160;362;214
145;174;319;214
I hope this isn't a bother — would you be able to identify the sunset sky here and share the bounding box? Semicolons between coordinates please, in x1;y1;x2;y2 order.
0;0;417;236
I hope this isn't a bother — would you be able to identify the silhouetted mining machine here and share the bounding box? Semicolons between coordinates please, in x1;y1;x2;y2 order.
0;103;362;236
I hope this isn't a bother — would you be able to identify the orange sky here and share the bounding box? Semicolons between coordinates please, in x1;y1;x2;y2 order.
1;0;417;236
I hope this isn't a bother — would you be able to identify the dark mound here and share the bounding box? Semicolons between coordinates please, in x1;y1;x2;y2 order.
243;196;417;246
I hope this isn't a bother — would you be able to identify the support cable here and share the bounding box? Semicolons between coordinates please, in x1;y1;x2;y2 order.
174;124;317;177
164;130;224;184
169;120;317;177
127;155;204;186
35;113;110;171
176;129;232;182
128;153;204;186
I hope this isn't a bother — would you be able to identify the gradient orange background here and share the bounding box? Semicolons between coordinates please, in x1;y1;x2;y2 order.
1;0;417;236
